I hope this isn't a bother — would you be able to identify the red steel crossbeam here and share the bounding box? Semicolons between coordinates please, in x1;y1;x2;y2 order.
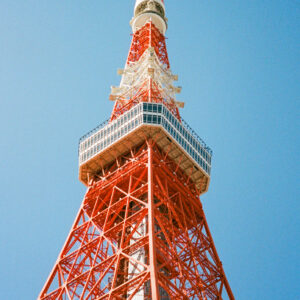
110;78;180;121
39;141;234;300
110;21;178;122
127;22;170;68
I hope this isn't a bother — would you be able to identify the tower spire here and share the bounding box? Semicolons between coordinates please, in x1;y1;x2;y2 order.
110;0;182;122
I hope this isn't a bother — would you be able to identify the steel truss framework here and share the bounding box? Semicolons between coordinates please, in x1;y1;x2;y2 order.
40;141;234;300
127;22;170;68
110;78;180;122
110;22;180;122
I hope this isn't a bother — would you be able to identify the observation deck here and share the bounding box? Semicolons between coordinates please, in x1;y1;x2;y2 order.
79;103;212;194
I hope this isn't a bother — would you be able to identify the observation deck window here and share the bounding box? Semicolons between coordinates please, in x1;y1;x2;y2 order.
79;102;212;176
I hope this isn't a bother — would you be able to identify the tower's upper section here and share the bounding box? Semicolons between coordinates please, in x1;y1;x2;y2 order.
131;0;167;34
110;0;182;122
78;1;213;195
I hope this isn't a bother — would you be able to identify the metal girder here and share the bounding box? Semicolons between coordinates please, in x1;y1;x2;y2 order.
39;141;234;300
110;22;181;122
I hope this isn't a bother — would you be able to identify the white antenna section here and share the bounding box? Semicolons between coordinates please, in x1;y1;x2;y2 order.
131;0;167;34
111;46;182;107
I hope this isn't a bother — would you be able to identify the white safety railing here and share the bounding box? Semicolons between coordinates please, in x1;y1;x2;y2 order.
79;103;212;175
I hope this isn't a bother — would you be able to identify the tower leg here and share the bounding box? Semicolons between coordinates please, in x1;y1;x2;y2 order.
39;142;234;300
148;140;160;299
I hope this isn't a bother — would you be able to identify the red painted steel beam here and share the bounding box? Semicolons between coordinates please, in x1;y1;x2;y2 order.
39;142;233;299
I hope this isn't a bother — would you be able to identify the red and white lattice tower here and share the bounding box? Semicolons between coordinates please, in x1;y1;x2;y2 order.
39;1;235;299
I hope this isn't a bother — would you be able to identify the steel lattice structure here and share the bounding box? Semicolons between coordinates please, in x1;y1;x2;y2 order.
39;1;234;299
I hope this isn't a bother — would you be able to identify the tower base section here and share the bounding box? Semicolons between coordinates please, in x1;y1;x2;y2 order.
39;141;234;300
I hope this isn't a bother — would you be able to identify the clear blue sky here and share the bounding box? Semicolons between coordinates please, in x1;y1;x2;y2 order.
0;1;299;299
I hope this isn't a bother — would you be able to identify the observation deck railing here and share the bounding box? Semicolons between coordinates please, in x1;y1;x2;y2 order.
79;103;212;176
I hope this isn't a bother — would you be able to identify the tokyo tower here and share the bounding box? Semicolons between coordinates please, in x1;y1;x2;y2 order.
39;1;235;299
